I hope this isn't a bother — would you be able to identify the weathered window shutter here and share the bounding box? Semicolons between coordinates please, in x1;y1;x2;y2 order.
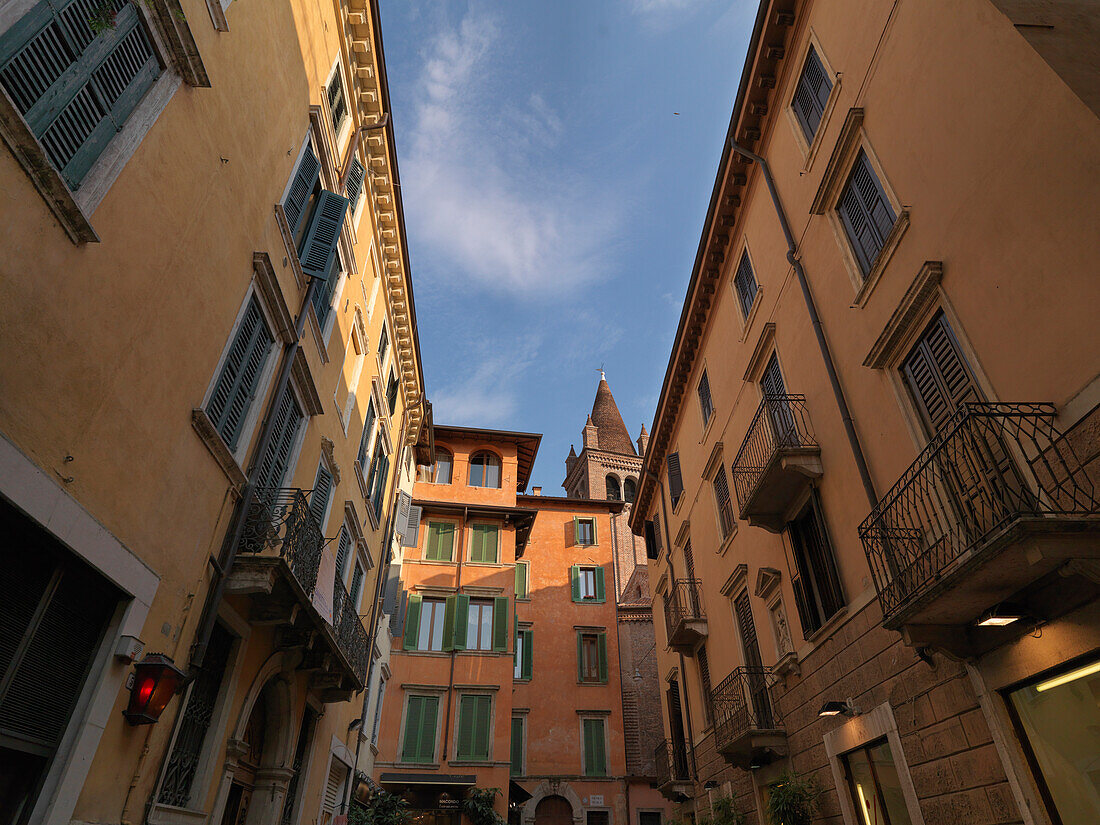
451;593;470;651
666;452;683;506
402;594;422;650
838;151;896;275
570;565;581;602
514;562;528;599
334;526;350;599
207;296;274;449
572;516;580;546
510;717;524;775
734;251;759;318
594;567;606;603
653;513;662;552
402;505;422;548
310;463;333;529
583;718;596;773
358;400;376;467
284;144;321;233
253;385;304;490
576;633;585;681
298;190;348;290
597;632;608;682
902;311;978;432
474;695;491;758
584;718;606;776
792;45;832;141
345;156;365;211
394;490;412;542
521;629;533;680
492;597;509;652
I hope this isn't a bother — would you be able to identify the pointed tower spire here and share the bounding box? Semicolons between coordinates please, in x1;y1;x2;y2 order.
589;374;636;455
637;423;650;456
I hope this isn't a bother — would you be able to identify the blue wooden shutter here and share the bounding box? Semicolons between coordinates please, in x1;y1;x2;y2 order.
284;144;320;233
207;296;274;448
0;0;160;190
253;385;303;489
310;246;341;328
310;462;333;529
299;190;348;299
345;156;365;211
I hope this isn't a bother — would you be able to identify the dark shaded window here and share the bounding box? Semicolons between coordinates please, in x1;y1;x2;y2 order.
734;250;759;319
787;493;844;635
606;475;621;500
624;477;637;503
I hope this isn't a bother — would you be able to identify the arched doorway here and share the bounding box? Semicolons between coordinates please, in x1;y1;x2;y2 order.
535;796;573;825
220;678;293;825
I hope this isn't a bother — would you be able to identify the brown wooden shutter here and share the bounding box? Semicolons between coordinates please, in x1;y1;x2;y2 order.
902;311;980;433
666;452;683;506
734;591;763;669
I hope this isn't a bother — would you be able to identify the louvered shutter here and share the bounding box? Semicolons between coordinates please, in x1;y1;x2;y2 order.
299;190;348;286
418;696;438;761
334;526;350;594
469;526;484;562
348;563;364;609
370;449;389;519
207;296;274;449
653;513;662;552
310;463;333;529
583;718;596;774
327;71;346;134
441;595;457;652
451;594;469;651
386;371;399;416
576;634;585;681
697;370;713;424
515;562;528;599
697;644;714;721
594;567;606;603
521;629;533;680
284;144;320;233
456;696;474;759
402;695;424;761
394;490;412;543
253;386;304;490
585;719;606;776
0;0;160;190
734;591;762;668
483;527;498;563
597;632;608;682
402;505;422;548
762;353;797;444
357;400;376;467
902;311;979;432
570;565;581;602
761;353;786;397
345;156;365;211
510;717;524;775
683;541;696;579
322;760;347;814
473;695;492;759
734;251;758;318
838;152;896;275
666;452;683;506
402;594;422;650
492;597;509;652
310;246;341;327
792;45;832;141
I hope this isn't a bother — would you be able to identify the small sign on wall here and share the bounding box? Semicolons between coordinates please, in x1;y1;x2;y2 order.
589;796;604;806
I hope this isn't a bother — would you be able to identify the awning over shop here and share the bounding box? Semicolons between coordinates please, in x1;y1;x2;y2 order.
379;773;477;787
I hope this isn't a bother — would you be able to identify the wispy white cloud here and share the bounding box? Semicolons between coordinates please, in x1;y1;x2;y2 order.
403;9;619;297
431;335;541;427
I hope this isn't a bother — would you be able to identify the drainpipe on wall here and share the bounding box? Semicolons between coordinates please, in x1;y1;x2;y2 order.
441;506;468;758
728;142;879;513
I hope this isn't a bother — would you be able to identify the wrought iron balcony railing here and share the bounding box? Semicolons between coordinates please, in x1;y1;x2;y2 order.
713;666;781;750
654;739;690;787
730;395;821;531
859;403;1100;625
663;579;706;649
331;574;372;684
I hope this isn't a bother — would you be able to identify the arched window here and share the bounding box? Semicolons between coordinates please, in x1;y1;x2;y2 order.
606;475;621;501
468;451;501;488
432;448;453;484
624;478;637;503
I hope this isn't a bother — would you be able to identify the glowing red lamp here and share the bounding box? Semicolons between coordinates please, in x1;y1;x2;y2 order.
123;653;187;725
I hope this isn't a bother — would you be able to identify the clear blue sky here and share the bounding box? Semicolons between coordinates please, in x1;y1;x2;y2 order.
379;0;756;492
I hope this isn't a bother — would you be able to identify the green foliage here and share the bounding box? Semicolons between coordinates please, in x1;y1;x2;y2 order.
766;771;821;825
463;788;505;825
349;789;411;825
88;1;118;34
707;796;746;825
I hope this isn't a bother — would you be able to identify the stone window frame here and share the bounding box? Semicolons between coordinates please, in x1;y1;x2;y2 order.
810;108;910;307
451;688;498;764
396;684;447;766
729;240;763;341
334;313;367;434
0;0;205;243
576;709;612;778
784;27;843;172
823;702;926;825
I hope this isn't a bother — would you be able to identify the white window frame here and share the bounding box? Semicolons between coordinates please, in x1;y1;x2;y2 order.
576;517;597;546
465;599;495;651
417;597;448;652
579;566;598;599
336;316;367;433
324;56;353;154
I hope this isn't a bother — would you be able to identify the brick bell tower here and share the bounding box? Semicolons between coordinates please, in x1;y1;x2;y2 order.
563;372;663;780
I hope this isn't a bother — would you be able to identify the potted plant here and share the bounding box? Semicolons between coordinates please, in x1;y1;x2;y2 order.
464;788;506;825
709;796;746;825
766;771;820;825
350;788;411;825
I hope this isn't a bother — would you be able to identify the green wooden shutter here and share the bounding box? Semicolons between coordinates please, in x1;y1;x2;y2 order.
597;632;608;682
299;190;348;285
588;719;607;775
576;633;584;681
573;516;580;545
348;563;363;608
357;399;376;467
592;518;598;546
456;696;474;759
492;597;509;652
484;527;499;562
333;526;350;600
583;719;597;775
469;526;484;562
207;296;274;449
570;565;581;602
442;595;457;651
345;156;365;211
452;594;469;651
515;562;528;599
401;696;422;761
438;523;454;560
594;567;606;603
402;595;422;650
284;144;321;232
474;695;492;759
510;717;524;775
418;696;438;762
521;629;533;680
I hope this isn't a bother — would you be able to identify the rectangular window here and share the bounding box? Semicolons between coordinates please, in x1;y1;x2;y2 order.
386;369;399;416
697;369;713;426
416;598;447;651
345;155;365;213
580;568;597;599
574;516;596;546
577;631;608;683
787;493;844;636
253;385;305;490
667;452;683;507
357;398;376;468
841;739;914;825
640;813;661;825
349;561;364;610
326;67;347;135
792;44;833;142
571;565;605;603
465;599;495;651
515;561;530;599
838;150;896;276
425;522;455;561
378;325;389;367
582;718;607;776
733;250;759;319
510;716;525;776
587;812;609;825
401;694;439;763
514;627;533;680
713;464;735;539
370;679;386;747
206;295;275;450
366;438;389;520
469;525;500;563
310;460;334;530
0;0;162;191
455;694;492;761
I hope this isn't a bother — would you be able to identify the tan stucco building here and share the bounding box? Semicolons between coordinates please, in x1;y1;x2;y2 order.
0;1;425;823
628;2;1100;825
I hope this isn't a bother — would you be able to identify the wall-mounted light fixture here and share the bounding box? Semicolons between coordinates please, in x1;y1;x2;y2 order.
703;781;719;790
975;603;1028;628
818;699;859;718
123;654;187;725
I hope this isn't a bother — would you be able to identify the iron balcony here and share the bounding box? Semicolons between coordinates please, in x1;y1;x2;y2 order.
731;394;822;532
663;578;707;652
227;487;371;695
859;403;1100;657
712;666;786;769
653;739;692;801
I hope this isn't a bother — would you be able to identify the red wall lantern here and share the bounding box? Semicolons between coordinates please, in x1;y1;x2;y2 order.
123;653;187;725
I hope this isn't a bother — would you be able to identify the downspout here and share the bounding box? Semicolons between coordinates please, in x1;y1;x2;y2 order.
656;479;697;779
728;142;879;512
338;113;391;192
441;506;468;757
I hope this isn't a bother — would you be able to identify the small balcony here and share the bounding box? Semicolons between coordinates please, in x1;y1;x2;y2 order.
713;666;786;769
859;403;1100;658
227;487;371;696
731;395;822;533
663;579;707;652
654;740;692;801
